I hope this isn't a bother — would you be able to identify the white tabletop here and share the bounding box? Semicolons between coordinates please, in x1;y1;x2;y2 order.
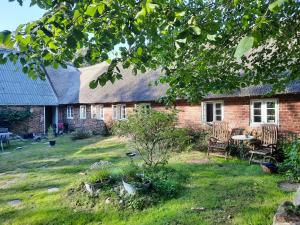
232;135;255;141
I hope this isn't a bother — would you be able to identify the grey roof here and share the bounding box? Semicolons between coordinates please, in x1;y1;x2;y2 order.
205;81;300;99
47;62;167;104
0;49;58;106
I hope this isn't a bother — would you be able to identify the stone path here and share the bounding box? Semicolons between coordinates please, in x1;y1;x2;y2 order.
278;182;300;192
0;173;27;190
7;199;21;206
47;187;60;193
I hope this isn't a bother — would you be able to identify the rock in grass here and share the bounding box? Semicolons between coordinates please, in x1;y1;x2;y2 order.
191;207;205;212
7;199;21;206
15;147;23;150
47;187;60;193
273;201;300;225
294;187;300;206
90;161;112;170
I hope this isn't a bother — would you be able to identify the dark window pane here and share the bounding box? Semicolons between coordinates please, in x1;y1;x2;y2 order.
216;116;222;121
267;102;275;108
267;116;275;123
254;102;261;108
254;116;261;122
216;109;222;115
267;109;275;116
215;103;221;109
254;109;261;115
206;103;214;122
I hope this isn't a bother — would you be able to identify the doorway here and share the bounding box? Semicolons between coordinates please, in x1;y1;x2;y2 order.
45;106;58;133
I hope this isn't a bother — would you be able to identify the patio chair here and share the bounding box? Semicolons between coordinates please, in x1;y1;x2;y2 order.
249;124;278;164
207;122;230;158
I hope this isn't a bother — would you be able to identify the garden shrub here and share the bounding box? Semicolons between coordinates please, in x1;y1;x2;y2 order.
186;125;212;151
113;108;190;167
67;163;188;211
278;140;300;182
71;128;92;140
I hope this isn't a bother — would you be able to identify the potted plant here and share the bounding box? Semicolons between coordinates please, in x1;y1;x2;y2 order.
48;126;56;146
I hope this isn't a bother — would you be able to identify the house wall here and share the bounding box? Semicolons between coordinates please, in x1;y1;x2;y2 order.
0;106;45;135
58;105;106;134
58;94;300;135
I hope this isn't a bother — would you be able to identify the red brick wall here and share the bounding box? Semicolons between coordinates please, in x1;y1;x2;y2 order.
279;95;300;133
59;94;300;135
59;105;106;134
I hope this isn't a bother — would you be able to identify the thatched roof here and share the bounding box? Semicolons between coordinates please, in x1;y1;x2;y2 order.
47;62;167;104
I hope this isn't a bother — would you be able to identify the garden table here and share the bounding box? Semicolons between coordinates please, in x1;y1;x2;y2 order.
0;132;11;151
231;135;256;159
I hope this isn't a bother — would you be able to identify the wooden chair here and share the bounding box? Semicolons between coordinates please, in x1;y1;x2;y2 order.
207;122;230;158
249;125;278;164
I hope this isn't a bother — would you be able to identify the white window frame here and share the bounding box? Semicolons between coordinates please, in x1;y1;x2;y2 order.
250;98;279;126
66;106;73;119
202;101;224;123
134;103;151;112
80;105;87;119
91;104;104;120
112;104;126;120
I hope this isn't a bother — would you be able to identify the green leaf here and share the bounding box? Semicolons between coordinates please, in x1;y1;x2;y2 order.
0;30;12;46
207;34;216;41
98;3;105;14
175;11;185;18
233;0;239;6
89;80;98;89
234;36;254;59
191;26;201;35
137;47;143;56
85;4;98;17
268;0;287;12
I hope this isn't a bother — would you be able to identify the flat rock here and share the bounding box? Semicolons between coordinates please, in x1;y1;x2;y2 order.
278;182;300;192
294;187;300;206
186;158;211;164
47;187;60;193
7;199;21;206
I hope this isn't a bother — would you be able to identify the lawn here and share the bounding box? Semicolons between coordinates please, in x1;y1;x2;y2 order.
0;135;294;225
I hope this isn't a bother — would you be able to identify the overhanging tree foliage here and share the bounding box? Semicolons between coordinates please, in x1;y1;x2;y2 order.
1;0;300;103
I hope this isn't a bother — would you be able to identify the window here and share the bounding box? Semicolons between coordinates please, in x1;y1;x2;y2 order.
202;101;224;123
112;104;126;120
134;103;151;113
80;105;86;119
67;106;73;119
250;99;278;125
91;105;104;120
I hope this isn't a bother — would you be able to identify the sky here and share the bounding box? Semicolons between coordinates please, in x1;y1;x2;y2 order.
0;1;45;31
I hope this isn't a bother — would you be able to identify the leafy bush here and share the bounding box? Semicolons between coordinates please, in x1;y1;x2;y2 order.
279;140;300;182
113;108;190;167
0;106;32;128
47;126;56;140
71;128;92;140
186;125;212;151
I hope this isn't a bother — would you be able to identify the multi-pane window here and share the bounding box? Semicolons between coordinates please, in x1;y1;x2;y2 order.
67;106;73;119
251;99;278;124
134;103;151;113
112;104;126;120
202;101;224;122
80;105;86;119
91;105;104;120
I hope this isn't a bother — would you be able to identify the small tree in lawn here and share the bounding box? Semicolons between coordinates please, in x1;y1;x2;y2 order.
113;107;190;167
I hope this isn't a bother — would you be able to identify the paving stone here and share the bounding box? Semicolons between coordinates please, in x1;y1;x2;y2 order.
7;199;21;206
47;187;60;193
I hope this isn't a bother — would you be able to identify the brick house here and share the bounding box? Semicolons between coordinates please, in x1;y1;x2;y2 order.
46;62;300;135
2;47;300;135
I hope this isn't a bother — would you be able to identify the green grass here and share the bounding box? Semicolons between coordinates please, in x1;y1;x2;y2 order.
0;135;294;225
